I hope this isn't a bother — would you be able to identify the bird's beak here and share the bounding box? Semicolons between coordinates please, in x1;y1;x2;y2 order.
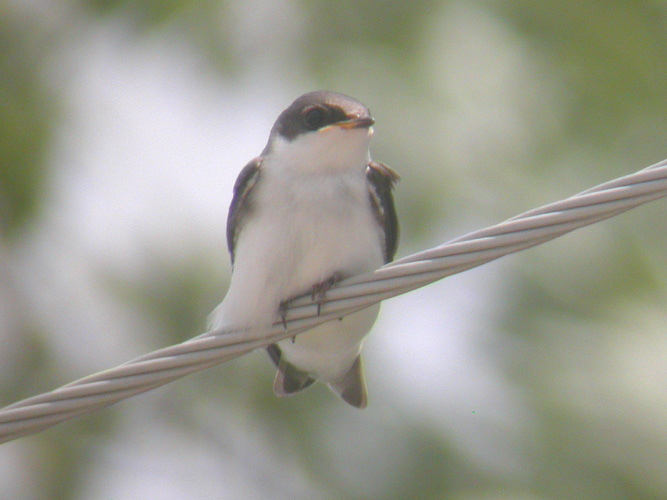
335;117;375;130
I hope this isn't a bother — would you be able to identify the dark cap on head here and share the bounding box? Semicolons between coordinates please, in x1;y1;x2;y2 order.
269;91;373;142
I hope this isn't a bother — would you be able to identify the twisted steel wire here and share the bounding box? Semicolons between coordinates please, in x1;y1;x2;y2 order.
1;158;665;443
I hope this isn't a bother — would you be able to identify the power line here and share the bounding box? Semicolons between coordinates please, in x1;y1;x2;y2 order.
1;158;666;444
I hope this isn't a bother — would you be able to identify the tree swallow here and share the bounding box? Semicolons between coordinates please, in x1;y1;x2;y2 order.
209;91;399;408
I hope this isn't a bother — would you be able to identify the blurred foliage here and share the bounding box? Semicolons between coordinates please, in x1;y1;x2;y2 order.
101;251;226;343
0;9;59;237
79;0;250;73
492;0;667;148
296;0;444;76
1;1;666;500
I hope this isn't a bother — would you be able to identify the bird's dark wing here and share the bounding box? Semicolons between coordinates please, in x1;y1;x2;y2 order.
366;160;400;263
227;158;262;264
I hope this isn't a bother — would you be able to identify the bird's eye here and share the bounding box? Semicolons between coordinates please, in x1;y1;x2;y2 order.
304;106;325;130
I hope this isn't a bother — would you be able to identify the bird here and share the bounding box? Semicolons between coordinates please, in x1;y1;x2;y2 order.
208;91;399;408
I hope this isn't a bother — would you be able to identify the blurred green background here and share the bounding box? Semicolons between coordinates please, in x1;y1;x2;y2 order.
1;1;666;499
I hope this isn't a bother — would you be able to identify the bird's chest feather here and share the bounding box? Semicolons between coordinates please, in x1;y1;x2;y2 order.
245;169;383;296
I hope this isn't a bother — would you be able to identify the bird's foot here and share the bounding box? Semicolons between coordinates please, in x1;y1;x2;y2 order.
278;299;290;330
311;272;343;315
278;300;298;342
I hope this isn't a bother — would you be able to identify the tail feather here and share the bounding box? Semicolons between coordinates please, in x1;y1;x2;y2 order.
270;346;368;408
271;346;316;395
327;355;368;409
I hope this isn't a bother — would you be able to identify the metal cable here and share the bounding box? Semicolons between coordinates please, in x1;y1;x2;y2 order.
1;158;665;444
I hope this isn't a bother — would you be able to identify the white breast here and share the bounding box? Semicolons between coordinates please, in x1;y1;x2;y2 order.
211;126;384;339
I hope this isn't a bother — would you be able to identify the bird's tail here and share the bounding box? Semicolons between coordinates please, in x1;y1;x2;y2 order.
326;355;368;409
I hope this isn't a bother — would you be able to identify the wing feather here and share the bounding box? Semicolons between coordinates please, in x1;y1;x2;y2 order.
366;160;400;263
226;158;262;264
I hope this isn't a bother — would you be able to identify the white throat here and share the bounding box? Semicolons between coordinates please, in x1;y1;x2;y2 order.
267;126;373;175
